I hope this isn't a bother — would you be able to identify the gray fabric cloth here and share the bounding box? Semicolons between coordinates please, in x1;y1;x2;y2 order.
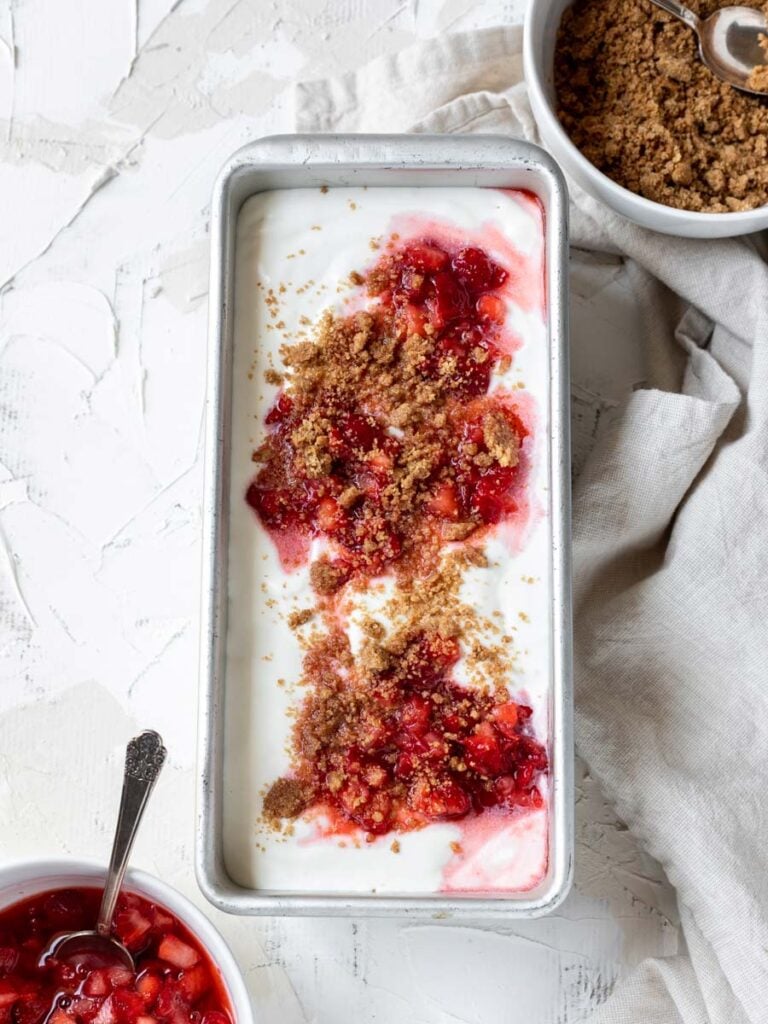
296;25;768;1024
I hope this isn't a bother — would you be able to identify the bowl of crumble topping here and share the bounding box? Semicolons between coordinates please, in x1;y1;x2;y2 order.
525;0;768;236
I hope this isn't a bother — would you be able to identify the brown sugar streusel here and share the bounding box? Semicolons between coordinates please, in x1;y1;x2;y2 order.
555;0;768;212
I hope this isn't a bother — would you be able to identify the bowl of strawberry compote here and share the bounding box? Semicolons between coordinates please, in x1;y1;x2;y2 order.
0;861;251;1024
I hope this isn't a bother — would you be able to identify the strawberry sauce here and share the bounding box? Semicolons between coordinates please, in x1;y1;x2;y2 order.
250;228;548;843
0;889;233;1024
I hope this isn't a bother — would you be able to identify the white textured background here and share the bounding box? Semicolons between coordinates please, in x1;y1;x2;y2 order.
0;1;678;1021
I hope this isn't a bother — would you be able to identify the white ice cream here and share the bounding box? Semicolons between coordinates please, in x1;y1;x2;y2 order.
223;187;552;896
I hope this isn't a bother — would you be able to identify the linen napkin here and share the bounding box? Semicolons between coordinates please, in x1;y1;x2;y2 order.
296;25;768;1024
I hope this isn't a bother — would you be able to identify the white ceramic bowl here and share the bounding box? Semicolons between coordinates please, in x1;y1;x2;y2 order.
0;860;253;1024
524;0;768;237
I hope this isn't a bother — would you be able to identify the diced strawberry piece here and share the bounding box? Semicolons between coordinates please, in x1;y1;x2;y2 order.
68;999;98;1022
476;293;506;324
463;722;506;776
0;981;18;1008
43;891;85;930
396;302;427;339
246;484;294;530
355;790;392;835
177;966;210;1006
394;752;415;779
201;1013;230;1024
399;696;431;738
113;908;152;953
136;972;162;1009
426;481;459;520
83;971;110;998
111;988;145;1023
47;1009;73;1024
265;392;293;426
427;271;469;329
92;997;117;1024
515;734;549;771
424;634;460;668
470;466;517;524
493;702;519;737
402;243;449;273
157;937;199;971
148;908;173;933
397;266;427;302
409;777;470;819
12;994;48;1024
420;731;451;764
0;947;17;973
135;1017;157;1024
316;497;345;534
339;414;379;455
366;450;393;476
106;967;133;990
493;775;518;806
452;247;508;292
337;779;371;818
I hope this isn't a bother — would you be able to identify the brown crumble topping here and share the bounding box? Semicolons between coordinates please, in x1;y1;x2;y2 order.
390;840;401;854
287;608;314;630
263;777;312;825
556;0;768;212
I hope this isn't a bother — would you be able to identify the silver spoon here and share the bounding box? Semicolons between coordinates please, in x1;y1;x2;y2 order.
650;0;768;95
44;731;167;971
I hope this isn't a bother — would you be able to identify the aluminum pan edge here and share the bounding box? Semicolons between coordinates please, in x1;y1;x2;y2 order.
197;133;573;918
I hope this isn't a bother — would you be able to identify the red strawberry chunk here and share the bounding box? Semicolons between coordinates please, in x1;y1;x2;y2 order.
0;948;18;974
451;247;508;292
201;1014;230;1024
176;966;210;1005
157;937;199;971
83;972;110;998
493;701;519;737
316;497;345;534
402;243;449;273
399;696;431;738
0;981;18;1008
426;482;459;520
476;293;506;324
463;722;507;776
68;999;98;1022
409;777;470;819
106;968;133;991
113;909;152;953
47;1010;74;1024
136;973;162;1009
91;997;116;1024
111;988;145;1023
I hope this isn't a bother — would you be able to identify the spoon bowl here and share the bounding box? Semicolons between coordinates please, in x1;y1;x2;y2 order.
651;0;768;95
42;929;135;970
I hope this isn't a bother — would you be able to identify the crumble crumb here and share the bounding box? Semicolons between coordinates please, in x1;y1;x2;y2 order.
287;608;314;629
310;557;349;595
263;777;312;823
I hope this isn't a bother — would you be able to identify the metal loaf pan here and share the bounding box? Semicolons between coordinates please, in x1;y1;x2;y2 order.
198;134;573;917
